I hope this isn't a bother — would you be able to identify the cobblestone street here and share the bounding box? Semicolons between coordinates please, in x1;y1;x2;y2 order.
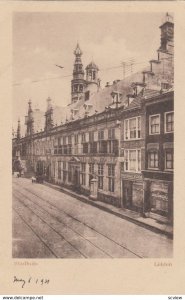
12;177;173;258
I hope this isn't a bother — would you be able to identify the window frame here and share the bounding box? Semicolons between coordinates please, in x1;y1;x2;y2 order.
165;148;174;171
83;142;88;154
98;164;104;190
81;163;86;185
124;116;141;140
89;131;94;142
58;161;62;179
81;132;86;143
74;134;79;144
124;149;141;173
164;111;174;133
148;150;159;170
98;130;104;141
108;128;115;140
149;114;160;135
107;164;115;192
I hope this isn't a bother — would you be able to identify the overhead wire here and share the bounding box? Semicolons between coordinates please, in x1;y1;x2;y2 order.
12;60;149;87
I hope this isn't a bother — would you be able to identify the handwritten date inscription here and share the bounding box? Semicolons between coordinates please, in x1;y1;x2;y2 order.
13;276;50;288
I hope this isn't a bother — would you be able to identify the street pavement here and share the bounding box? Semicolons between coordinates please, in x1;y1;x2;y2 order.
12;177;173;258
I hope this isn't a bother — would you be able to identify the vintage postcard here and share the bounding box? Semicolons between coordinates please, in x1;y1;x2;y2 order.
0;0;185;295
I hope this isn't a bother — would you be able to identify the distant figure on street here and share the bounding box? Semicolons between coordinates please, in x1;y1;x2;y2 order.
31;176;37;183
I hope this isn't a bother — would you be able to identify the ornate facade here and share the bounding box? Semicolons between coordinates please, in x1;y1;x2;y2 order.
12;14;174;223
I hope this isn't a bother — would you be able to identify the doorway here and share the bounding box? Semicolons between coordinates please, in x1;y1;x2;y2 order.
122;180;133;209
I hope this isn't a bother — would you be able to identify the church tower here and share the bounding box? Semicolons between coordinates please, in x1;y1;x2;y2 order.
85;61;99;100
45;97;54;132
25;99;34;136
17;118;21;140
158;13;174;57
71;43;86;103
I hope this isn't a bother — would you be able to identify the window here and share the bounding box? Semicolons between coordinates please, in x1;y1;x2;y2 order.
98;130;104;140
125;120;129;140
89;163;95;186
90;142;97;154
149;115;160;135
98;164;104;189
165;112;174;133
53;161;56;178
62;162;67;182
81;133;86;143
161;82;170;90
124;117;141;140
89;131;94;142
58;161;62;179
137;149;141;172
107;140;119;155
165;149;173;170
83;143;88;154
81;163;86;185
54;146;58;155
107;164;115;192
148;151;159;169
124;149;141;172
63;145;67;155
129;150;136;171
68;144;72;155
108;128;115;140
130;118;136;139
99;140;107;154
112;140;119;155
89;163;94;175
68;164;72;182
125;150;129;171
68;135;72;144
74;134;79;144
63;136;66;145
58;137;61;146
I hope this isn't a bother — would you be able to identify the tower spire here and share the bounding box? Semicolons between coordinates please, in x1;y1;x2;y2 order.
26;99;34;136
45;97;54;132
158;12;174;55
28;99;32;113
17;118;21;140
71;43;85;103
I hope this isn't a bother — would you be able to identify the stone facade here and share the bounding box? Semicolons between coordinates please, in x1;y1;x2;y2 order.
12;14;174;223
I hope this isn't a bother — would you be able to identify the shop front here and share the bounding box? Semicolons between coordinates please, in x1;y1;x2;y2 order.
142;170;173;223
121;172;144;213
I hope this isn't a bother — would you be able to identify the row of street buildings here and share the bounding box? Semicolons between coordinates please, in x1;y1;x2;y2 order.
12;14;174;224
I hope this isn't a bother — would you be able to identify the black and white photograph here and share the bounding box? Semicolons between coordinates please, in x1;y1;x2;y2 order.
12;11;174;259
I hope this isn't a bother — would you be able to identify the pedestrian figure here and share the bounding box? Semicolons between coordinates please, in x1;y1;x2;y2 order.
32;176;36;183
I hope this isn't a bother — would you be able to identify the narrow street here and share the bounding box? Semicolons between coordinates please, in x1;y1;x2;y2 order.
12;177;173;258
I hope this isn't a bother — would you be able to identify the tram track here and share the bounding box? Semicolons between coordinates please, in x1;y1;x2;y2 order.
13;183;143;258
14;192;113;258
13;207;58;258
14;195;89;258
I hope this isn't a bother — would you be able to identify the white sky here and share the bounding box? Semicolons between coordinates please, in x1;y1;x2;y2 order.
13;12;165;134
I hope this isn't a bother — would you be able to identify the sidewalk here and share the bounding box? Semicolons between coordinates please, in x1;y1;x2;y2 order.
44;181;173;239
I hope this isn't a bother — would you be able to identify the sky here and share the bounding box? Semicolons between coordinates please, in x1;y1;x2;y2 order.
13;12;165;135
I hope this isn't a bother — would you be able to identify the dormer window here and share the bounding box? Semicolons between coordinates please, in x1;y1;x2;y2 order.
161;82;170;90
111;91;122;108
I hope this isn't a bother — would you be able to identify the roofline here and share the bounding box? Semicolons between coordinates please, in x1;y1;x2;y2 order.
159;21;174;29
144;90;174;105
